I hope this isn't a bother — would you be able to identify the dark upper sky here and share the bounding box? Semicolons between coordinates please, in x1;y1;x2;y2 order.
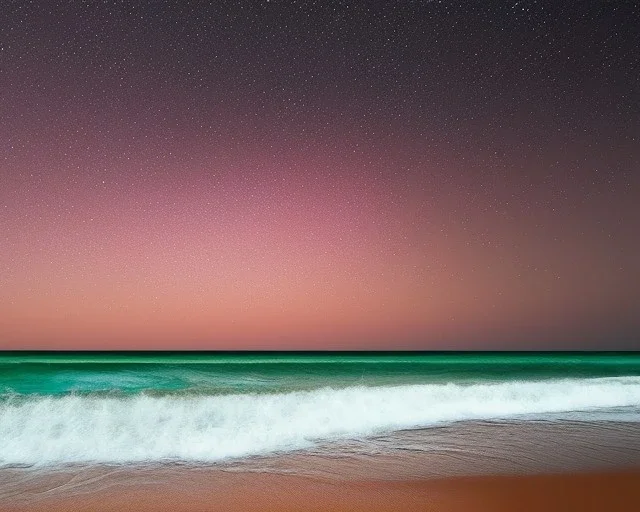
1;1;639;350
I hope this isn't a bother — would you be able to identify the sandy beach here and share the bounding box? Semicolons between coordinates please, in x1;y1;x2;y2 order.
1;469;639;512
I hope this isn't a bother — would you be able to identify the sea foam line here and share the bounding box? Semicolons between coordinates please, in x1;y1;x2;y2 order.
2;377;640;466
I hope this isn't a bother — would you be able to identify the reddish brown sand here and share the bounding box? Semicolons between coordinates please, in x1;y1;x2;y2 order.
2;470;640;512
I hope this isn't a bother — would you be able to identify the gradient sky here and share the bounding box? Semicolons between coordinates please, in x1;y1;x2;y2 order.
1;1;639;350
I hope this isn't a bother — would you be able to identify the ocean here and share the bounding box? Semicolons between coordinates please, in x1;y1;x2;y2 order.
2;351;640;494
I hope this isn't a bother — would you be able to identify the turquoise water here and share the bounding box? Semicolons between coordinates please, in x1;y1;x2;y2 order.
1;352;640;468
2;352;640;396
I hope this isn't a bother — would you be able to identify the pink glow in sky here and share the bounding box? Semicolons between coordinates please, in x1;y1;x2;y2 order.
1;2;639;349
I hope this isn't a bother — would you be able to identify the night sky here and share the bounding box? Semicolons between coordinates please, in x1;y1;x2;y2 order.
1;1;639;350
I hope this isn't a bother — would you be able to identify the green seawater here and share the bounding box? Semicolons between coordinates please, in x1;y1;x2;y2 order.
2;352;640;468
1;352;640;396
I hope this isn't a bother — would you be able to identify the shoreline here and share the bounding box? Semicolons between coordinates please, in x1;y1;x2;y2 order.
2;469;640;512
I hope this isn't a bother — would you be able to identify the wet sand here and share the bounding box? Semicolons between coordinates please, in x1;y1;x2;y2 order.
2;469;639;512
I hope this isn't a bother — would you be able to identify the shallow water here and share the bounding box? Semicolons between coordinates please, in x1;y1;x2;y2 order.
1;352;640;502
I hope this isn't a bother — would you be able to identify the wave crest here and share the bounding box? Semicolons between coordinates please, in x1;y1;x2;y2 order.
2;377;640;466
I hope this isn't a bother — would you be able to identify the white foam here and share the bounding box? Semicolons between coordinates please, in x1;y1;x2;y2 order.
2;377;640;466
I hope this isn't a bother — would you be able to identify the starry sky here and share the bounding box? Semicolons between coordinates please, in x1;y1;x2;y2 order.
1;1;639;350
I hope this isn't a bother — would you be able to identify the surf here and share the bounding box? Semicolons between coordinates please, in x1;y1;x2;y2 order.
2;377;640;467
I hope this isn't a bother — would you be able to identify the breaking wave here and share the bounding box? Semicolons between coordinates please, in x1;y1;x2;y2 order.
2;377;640;466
